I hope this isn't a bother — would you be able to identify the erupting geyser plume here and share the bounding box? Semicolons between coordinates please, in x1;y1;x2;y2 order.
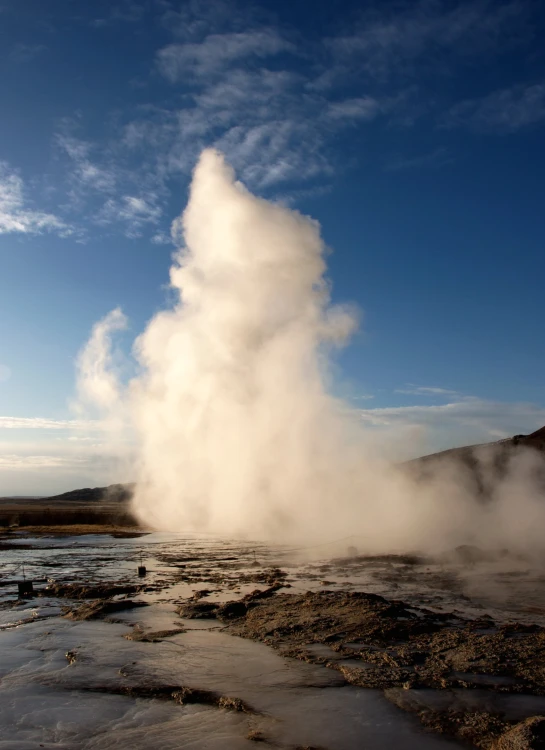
78;149;545;552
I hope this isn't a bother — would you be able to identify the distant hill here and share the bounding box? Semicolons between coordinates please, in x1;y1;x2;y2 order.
407;425;545;497
43;483;135;505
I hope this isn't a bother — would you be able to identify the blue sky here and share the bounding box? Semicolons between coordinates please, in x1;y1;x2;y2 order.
1;0;545;495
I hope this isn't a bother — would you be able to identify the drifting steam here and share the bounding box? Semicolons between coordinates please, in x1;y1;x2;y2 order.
77;149;545;552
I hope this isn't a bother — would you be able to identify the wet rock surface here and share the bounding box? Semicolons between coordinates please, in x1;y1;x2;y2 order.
83;682;255;713
64;598;148;620
219;589;545;693
205;589;545;747
3;531;545;748
123;626;186;641
46;581;143;599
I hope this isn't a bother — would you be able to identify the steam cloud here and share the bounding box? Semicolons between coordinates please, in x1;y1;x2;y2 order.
77;149;545;554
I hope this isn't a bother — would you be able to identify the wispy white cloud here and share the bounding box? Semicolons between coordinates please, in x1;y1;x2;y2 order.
57;134;117;193
325;0;529;82
442;82;545;133
0;454;89;469
0;437;127;496
150;230;171;245
395;385;460;397
159;0;266;42
123;62;384;189
0;421;134;493
24;0;541;239
119;1;535;199
213;120;332;188
91;0;148;28
157;29;293;81
193;68;299;114
324;97;381;123
55;127;167;239
358;397;545;457
0;162;71;236
0;416;97;430
97;194;162;237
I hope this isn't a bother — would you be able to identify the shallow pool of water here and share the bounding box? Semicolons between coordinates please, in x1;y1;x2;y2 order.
0;602;462;749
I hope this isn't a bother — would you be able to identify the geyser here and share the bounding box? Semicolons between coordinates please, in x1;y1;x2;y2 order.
77;149;545;553
131;148;367;538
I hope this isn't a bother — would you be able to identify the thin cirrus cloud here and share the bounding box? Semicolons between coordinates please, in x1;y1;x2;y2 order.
156;29;294;81
55;131;164;238
127;0;535;191
0;419;133;494
324;0;528;82
0;448;119;497
91;0;147;27
0;162;71;236
141;69;383;189
324;97;381;122
0;437;120;496
39;0;542;240
442;82;545;133
0;416;97;430
395;386;461;396
0;454;89;469
359;397;545;433
193;68;300;114
357;396;545;458
56;134;118;193
96;195;162;238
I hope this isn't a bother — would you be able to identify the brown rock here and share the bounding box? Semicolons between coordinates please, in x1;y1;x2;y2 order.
493;717;545;749
64;598;147;620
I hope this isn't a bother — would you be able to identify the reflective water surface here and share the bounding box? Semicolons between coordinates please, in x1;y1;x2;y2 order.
2;530;545;748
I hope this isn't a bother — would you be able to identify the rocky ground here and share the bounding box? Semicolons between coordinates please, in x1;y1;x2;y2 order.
174;567;545;748
48;572;545;747
3;530;545;748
